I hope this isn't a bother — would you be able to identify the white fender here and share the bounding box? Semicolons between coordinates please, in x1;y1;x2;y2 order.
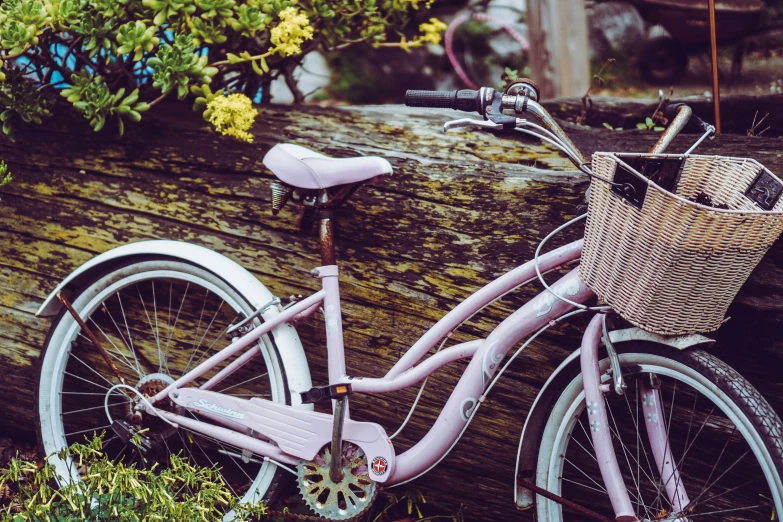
36;240;313;405
513;327;714;508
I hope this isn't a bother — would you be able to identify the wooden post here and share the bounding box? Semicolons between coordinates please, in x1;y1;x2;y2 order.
708;0;722;132
527;0;590;99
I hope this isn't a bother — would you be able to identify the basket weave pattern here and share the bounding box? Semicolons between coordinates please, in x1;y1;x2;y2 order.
580;153;783;335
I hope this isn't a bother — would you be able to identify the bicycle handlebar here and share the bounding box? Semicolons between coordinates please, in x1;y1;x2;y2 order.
404;87;711;168
405;89;483;113
666;103;715;134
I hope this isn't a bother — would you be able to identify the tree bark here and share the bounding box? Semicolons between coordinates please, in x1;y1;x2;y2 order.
0;102;782;520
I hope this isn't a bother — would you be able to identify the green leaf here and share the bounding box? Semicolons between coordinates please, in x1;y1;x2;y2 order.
122;89;139;106
654;126;665;132
602;122;613;130
226;52;241;64
133;102;151;112
260;57;269;73
636;123;647;130
117;117;125;136
128;110;142;122
645;117;654;126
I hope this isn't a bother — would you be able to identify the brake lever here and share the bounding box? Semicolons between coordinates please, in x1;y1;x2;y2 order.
443;118;503;132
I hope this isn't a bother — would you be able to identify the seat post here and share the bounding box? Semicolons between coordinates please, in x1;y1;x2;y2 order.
318;210;337;266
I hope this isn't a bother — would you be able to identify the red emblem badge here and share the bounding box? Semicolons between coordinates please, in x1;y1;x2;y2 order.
371;456;388;475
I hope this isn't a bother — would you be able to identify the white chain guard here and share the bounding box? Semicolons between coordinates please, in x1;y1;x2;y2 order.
170;389;396;483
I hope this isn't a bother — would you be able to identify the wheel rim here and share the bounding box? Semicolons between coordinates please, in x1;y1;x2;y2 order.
539;353;783;521
38;263;287;513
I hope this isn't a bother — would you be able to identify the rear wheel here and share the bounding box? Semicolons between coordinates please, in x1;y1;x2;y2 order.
36;259;295;518
536;342;783;521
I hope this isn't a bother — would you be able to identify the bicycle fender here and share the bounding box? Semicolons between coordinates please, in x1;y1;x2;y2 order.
35;240;313;406
513;327;713;508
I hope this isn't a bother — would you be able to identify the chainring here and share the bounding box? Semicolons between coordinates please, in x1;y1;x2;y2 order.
297;442;377;520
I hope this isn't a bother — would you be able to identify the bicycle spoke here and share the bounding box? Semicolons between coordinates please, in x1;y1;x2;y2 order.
88;318;141;376
561;477;610;495
65;425;111;438
76;331;138;377
607;393;662;507
563;456;609;494
184;297;226;376
151;281;163;373
136;284;163;373
186;308;243;374
68;353;120;389
688;448;751;509
163;281;189;364
183;290;211;374
605;398;655;519
215;372;269;394
64;371;110;390
679;504;763;519
62;402;128;415
115;291;143;374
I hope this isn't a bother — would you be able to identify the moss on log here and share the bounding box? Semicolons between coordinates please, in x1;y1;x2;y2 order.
0;102;782;520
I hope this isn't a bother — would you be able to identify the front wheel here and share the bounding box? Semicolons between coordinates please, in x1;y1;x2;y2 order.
536;342;783;521
36;258;301;518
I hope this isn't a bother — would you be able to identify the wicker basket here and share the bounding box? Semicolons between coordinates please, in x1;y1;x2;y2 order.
580;153;783;335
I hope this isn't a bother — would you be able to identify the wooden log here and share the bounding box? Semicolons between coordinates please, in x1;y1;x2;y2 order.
0;102;782;520
541;94;783;136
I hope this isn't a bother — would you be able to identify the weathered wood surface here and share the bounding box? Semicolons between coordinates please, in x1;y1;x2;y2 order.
542;94;783;136
0;102;782;520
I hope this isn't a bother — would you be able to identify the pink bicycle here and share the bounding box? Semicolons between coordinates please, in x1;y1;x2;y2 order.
35;80;783;521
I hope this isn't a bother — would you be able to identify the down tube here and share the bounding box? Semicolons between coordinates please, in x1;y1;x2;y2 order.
388;268;596;483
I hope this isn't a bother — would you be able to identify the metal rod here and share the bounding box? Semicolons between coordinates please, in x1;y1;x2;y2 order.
319;211;337;266
516;477;614;522
708;0;722;133
329;397;347;483
651;105;691;154
57;291;126;385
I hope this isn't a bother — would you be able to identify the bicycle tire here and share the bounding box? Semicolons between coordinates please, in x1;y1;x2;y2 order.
535;341;783;521
36;258;297;517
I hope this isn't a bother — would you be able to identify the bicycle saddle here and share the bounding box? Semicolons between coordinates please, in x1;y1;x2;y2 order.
263;143;393;190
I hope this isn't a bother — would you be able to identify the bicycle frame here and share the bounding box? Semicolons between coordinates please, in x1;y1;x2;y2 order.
148;238;597;484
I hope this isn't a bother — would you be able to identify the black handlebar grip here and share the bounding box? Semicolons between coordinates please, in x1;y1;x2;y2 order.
454;90;481;112
688;112;713;133
666;102;713;132
405;90;457;109
405;90;481;113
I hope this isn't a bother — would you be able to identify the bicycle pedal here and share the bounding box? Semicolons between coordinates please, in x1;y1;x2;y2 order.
300;383;353;404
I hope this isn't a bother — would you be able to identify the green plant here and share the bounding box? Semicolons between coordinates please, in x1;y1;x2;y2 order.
602;122;623;132
368;489;466;522
0;161;11;187
636;116;664;132
0;434;268;521
0;0;446;142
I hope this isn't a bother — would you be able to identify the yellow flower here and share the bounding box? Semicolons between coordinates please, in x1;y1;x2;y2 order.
205;93;258;143
418;18;447;46
270;7;314;57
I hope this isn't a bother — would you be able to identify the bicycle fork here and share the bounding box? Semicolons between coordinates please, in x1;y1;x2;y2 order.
580;313;690;522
